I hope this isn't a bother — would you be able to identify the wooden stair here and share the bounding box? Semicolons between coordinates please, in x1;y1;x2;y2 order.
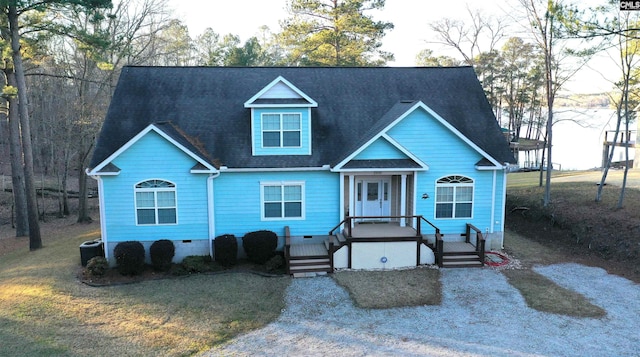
441;253;484;268
324;232;347;251
288;243;332;277
440;242;484;268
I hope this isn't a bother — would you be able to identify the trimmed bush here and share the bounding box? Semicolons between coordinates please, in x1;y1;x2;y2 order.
113;241;146;276
242;230;278;264
86;256;109;277
181;255;213;273
150;239;175;272
214;234;238;267
265;254;284;273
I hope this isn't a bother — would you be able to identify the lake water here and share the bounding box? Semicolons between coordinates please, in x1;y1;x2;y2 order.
517;108;636;171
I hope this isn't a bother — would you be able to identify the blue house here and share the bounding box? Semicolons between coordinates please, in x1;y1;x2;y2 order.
88;66;516;273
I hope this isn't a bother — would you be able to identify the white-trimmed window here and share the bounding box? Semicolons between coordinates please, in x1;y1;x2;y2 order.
262;113;301;147
261;182;304;220
435;175;473;219
135;179;177;225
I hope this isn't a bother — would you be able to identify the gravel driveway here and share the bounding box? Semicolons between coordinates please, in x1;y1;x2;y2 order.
204;264;639;356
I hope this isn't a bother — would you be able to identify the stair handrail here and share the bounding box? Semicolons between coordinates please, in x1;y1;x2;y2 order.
466;223;485;266
328;217;353;237
284;226;291;275
435;231;444;267
417;215;441;235
416;215;443;267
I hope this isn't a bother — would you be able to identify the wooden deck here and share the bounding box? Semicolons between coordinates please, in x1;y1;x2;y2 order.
290;243;327;257
285;220;486;275
443;241;476;253
350;222;417;238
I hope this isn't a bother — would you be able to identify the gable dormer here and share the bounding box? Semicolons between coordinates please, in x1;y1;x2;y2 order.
245;76;317;156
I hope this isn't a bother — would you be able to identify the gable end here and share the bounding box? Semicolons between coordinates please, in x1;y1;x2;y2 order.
244;76;318;108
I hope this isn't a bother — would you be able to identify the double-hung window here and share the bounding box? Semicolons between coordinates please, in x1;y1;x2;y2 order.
435;175;473;219
261;182;304;220
262;113;301;147
135;179;177;225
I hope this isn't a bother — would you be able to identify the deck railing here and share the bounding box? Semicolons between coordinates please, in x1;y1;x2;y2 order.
329;215;440;238
465;223;485;266
329;215;443;268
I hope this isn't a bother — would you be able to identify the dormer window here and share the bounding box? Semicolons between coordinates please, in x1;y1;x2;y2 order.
262;113;302;148
246;76;317;156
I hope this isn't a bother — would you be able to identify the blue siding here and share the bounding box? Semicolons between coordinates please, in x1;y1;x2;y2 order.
252;107;311;155
354;137;407;160
213;170;339;238
387;107;504;235
493;171;506;231
102;131;210;243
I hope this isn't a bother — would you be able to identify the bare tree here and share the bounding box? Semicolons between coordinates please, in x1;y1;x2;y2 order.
428;6;510;66
7;4;42;249
595;9;640;206
2;66;28;235
32;0;175;222
518;0;594;206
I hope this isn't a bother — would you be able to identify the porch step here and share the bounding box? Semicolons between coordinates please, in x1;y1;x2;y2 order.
288;257;332;276
441;254;483;268
442;260;484;268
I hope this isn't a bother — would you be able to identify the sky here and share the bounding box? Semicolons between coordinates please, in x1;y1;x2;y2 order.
167;0;618;94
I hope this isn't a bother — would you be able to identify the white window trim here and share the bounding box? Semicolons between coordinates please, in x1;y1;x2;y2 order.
260;181;305;221
434;175;474;220
260;112;303;148
134;179;178;226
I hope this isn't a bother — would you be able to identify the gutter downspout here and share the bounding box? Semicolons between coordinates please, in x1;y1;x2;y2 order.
207;171;221;258
491;170;496;235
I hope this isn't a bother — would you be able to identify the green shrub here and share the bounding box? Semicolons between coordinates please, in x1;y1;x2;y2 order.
242;230;278;264
265;254;284;273
86;256;109;277
150;239;175;272
214;234;238;267
181;255;213;273
113;241;146;276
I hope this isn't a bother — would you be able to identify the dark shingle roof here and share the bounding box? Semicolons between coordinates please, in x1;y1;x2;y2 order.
90;66;515;170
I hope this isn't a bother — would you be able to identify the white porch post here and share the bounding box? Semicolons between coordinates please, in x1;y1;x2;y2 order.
339;172;345;223
412;171;418;229
400;174;407;227
348;174;355;228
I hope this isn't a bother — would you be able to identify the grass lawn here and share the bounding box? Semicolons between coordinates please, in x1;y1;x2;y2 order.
0;220;289;356
333;268;441;308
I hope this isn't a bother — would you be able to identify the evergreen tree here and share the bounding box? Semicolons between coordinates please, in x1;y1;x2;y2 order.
278;0;393;66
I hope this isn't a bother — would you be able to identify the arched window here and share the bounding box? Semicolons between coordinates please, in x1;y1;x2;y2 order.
435;175;473;219
134;180;177;225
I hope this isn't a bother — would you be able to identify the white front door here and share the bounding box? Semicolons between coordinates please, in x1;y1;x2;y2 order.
356;178;391;218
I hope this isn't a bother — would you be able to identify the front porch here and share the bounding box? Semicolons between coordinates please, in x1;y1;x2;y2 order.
284;217;486;276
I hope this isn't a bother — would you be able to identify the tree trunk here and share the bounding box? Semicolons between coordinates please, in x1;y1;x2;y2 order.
9;4;42;250
5;67;29;236
77;140;94;223
62;157;70;216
